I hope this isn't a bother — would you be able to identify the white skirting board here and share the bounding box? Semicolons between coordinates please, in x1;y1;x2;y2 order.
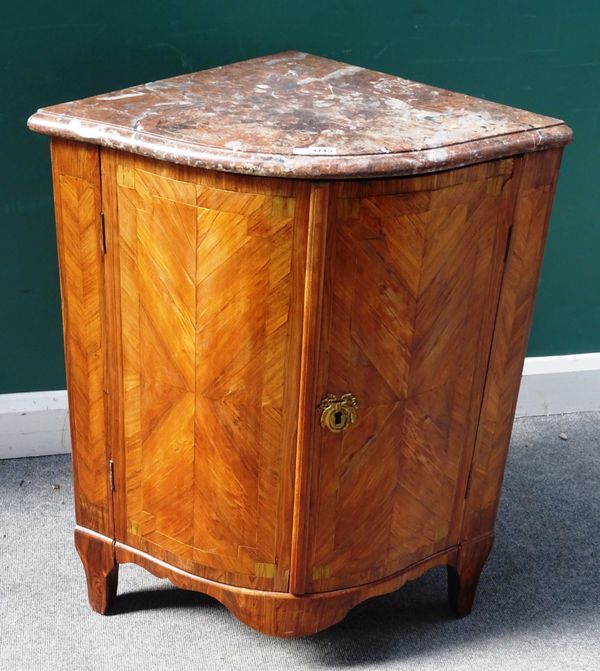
1;353;599;459
515;352;600;418
0;390;71;459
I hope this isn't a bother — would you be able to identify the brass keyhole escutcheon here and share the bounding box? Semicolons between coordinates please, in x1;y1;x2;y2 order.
319;393;358;433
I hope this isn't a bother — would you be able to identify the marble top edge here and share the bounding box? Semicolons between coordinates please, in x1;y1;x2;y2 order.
28;51;573;178
28;107;570;158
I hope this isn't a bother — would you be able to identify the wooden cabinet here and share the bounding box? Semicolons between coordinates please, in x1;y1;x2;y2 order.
29;52;571;636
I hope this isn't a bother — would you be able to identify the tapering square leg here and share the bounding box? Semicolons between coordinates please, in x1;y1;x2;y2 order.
447;534;494;617
74;528;119;614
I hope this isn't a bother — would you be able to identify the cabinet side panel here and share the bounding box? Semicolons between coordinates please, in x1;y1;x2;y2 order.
462;149;563;540
50;139;110;535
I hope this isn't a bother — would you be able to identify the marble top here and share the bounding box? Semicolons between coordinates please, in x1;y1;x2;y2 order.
28;51;572;179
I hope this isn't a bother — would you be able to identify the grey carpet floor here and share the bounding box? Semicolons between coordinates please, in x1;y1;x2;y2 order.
1;412;599;671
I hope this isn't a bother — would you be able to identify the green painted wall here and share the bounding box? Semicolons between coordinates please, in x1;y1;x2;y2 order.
1;1;597;393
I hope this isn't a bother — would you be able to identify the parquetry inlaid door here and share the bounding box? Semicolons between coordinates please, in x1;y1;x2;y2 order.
306;160;515;592
30;51;571;637
105;152;307;590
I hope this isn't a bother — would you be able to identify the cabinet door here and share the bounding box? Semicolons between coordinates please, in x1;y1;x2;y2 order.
103;151;306;591
305;160;515;592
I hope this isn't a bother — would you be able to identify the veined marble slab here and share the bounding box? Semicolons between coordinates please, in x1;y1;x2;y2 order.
28;51;572;178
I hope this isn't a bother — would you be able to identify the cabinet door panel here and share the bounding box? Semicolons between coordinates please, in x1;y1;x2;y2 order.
307;160;515;592
106;153;305;590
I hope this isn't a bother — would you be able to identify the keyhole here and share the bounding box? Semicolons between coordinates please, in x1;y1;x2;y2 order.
319;394;358;433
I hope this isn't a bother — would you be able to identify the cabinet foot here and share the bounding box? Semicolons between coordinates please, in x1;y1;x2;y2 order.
447;533;494;617
74;527;118;614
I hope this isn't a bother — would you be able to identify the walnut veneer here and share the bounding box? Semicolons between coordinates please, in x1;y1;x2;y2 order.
29;52;571;637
